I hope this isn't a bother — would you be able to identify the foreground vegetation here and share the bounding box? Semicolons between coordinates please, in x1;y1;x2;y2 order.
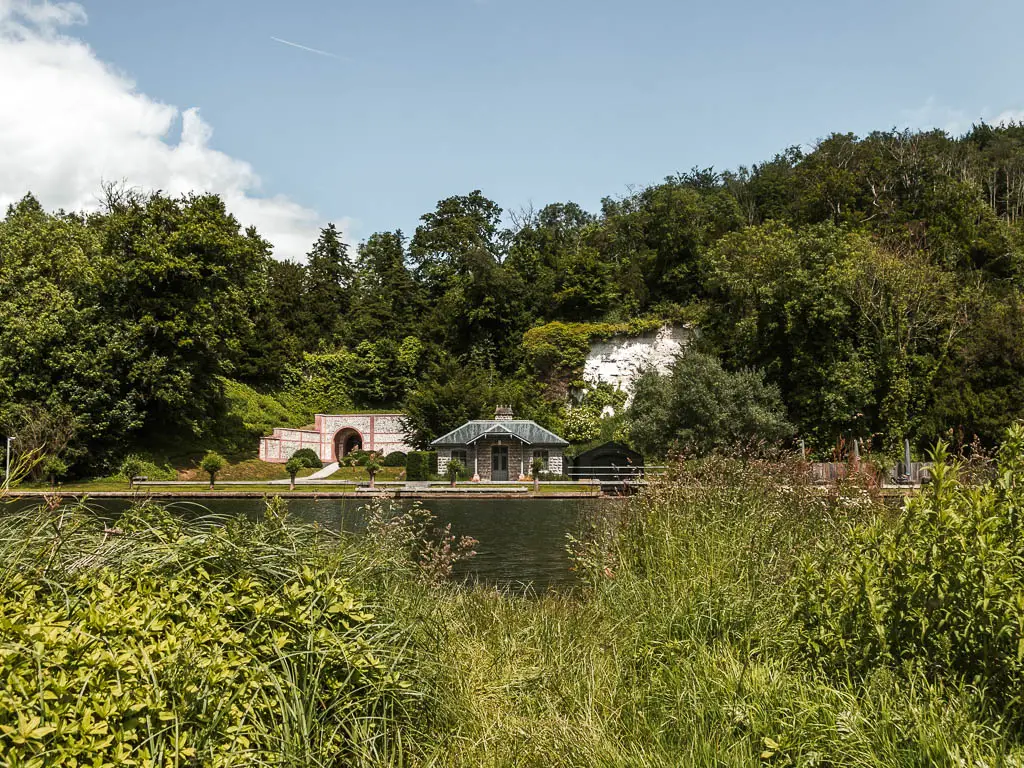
5;430;1024;765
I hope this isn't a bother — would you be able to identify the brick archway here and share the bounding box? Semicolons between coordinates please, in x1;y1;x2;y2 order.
333;428;363;461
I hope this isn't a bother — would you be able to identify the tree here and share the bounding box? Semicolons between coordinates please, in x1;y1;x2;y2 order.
0;406;78;481
402;357;493;448
98;192;268;453
120;455;145;489
531;456;545;491
850;246;964;454
447;458;464;487
200;451;226;490
43;456;66;488
627;350;793;458
303;223;354;344
365;454;382;490
702;222;872;449
285;457;304;491
345;232;422;345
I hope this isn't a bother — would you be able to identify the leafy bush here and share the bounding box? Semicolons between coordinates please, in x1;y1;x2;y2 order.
342;449;374;468
42;455;66;484
0;499;415;766
522;319;664;385
627;348;793;458
563;406;601;443
200;451;226;487
406;451;437;482
285;456;305;484
446;458;464;485
291;447;322;469
218;378;307;452
793;426;1024;720
383;451;408;467
118;454;176;485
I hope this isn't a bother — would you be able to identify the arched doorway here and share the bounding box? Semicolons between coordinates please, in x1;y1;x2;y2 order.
333;428;363;461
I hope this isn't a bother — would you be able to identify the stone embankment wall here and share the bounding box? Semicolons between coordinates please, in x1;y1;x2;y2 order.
259;413;413;464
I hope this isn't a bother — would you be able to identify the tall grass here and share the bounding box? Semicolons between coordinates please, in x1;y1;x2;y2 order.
4;448;1024;766
376;457;1024;766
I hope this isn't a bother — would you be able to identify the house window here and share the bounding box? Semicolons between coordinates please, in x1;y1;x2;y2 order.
532;450;549;470
451;449;468;466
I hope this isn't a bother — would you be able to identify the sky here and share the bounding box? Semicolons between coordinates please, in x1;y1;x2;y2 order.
2;0;1023;260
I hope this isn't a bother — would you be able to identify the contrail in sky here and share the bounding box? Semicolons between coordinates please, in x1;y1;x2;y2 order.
270;36;339;58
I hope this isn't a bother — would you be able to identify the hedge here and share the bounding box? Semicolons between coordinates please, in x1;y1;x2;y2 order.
291;447;322;469
406;451;437;481
383;451;408;467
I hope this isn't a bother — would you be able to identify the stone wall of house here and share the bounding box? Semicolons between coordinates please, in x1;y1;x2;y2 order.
259;413;413;464
583;324;692;408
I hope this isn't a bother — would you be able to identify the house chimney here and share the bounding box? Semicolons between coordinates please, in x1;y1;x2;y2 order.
494;405;514;421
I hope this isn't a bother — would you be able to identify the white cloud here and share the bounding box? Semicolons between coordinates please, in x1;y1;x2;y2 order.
0;0;336;260
900;98;1024;136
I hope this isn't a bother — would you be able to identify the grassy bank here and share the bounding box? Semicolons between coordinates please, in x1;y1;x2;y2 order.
3;441;1024;765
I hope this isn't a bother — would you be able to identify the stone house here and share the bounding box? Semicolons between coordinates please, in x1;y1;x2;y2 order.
432;407;569;482
259;413;413;464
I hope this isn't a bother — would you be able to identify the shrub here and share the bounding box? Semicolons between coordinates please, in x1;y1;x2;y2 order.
291;447;322;469
0;499;415;766
446;458;464;486
793;426;1024;721
118;454;176;487
563;406;601;443
626;348;793;458
218;378;307;453
406;451;437;482
365;455;382;487
42;456;67;485
200;451;226;488
349;449;372;466
285;457;304;487
383;451;408;467
119;454;145;487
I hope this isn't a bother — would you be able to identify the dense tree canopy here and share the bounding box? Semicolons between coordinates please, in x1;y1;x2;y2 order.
5;123;1024;474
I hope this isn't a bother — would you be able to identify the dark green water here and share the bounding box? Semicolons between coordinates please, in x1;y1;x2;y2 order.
6;497;613;589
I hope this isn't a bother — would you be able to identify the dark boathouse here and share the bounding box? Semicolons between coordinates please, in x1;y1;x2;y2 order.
568;441;644;481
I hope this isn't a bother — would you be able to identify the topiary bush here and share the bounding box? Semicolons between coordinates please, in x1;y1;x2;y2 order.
383;451;408;467
291;447;322;469
793;425;1024;721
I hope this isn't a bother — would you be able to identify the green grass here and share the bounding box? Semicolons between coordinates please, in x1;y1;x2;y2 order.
4;455;1023;765
367;457;1023;766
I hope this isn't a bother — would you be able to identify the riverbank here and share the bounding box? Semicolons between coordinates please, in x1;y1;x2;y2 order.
8;481;605;499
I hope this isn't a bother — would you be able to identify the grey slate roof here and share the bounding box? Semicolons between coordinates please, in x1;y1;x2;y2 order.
431;420;569;448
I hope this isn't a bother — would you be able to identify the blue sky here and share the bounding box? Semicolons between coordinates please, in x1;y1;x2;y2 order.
3;0;1023;255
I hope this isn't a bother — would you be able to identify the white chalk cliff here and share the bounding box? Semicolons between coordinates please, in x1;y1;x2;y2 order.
583;324;692;409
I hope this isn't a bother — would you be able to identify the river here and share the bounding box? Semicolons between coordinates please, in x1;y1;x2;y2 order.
5;496;615;590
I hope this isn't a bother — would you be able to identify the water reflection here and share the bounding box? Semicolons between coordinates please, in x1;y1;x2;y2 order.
4;496;613;590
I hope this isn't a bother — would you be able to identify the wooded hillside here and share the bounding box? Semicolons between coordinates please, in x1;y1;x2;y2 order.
3;124;1024;474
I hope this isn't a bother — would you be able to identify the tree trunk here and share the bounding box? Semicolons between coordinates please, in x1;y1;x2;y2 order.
534;476;539;492
290;476;295;491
